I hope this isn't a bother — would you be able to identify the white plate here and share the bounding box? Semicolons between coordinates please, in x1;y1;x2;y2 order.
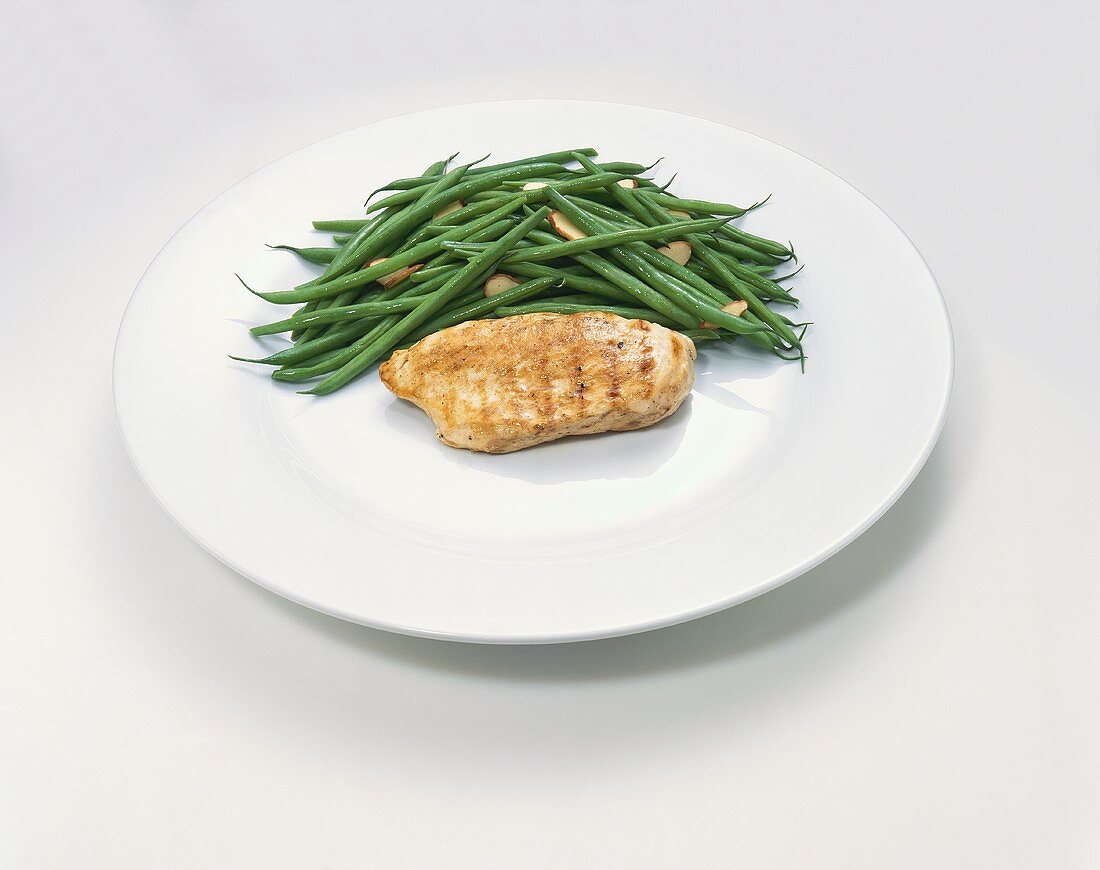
113;101;952;644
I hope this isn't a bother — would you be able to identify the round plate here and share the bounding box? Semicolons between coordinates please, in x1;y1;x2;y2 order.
113;101;953;644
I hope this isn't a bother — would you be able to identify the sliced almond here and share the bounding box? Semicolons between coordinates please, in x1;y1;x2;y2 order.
432;200;464;220
668;209;691;219
365;258;423;289
521;181;549;191
616;179;639;189
699;300;749;329
657;240;692;266
548;211;587;241
483;273;521;298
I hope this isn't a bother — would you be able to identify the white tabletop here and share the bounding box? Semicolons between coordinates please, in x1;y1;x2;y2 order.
3;1;1098;867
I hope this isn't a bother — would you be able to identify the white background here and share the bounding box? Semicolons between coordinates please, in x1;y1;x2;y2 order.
2;1;1097;867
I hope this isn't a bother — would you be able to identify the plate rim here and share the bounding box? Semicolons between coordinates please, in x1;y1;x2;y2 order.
113;99;954;644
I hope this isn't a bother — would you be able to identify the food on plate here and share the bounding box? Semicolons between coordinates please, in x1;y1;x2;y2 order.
380;312;696;453
235;148;808;399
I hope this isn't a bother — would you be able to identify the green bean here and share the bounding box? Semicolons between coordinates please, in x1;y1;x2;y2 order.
540;293;618;306
241;148;809;388
234;318;375;368
688;239;799;345
566;208;779;346
545;264;592;276
581;161;650;176
251;201;524;304
680;256;788;295
640;191;757;217
691;249;799;341
618;239;730;306
363;154;455;196
267;244;339;265
271;278;482;377
562;197;646;228
652;206;787;266
441;216;727;264
391;221;444;256
545;189;768;338
773;263;805;283
566;163;790;332
705;250;797;302
429;171;630;227
570;154;657;224
420;255;633;303
343;164;609;272
366;153;456;195
365;159;569;213
289;157;454;340
714;223;794;261
711;236;786;266
244;270;463;368
422;154;456;175
328;163;478;278
295;212;537;392
280;344;360;372
747;263;779;276
522;226;697;329
294;286;363;342
284;273;451;363
634;190;793;260
243;255;495;373
367;149;606;200
504;263;635;303
250;294;442;336
312;219;368;233
468;191;509;203
295;211;481;343
496;162;649;188
296;236;422;341
636;235;772;308
409;275;561;338
467;148;597;175
303;207;553;395
273;315;402;382
407;212;527;283
411;262;462;283
318;205;401;281
627;191;799;347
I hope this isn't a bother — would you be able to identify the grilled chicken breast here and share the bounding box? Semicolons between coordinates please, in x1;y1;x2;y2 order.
379;311;696;453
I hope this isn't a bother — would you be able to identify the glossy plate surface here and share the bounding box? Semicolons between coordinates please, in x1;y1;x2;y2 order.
114;101;953;643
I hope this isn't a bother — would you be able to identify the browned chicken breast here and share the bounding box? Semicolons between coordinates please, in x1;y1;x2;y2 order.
379;311;696;453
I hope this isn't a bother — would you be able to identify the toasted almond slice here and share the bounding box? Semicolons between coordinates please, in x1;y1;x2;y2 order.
549;211;587;241
699;300;749;329
378;264;424;289
657;240;692;266
668;209;691;219
521;181;549;191
483;273;521;298
616;179;639;189
432;200;464;220
365;258;423;289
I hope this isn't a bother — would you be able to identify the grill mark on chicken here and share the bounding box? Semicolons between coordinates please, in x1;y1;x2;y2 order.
379;312;696;453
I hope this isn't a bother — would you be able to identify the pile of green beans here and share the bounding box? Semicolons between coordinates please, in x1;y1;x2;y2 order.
238;149;807;394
